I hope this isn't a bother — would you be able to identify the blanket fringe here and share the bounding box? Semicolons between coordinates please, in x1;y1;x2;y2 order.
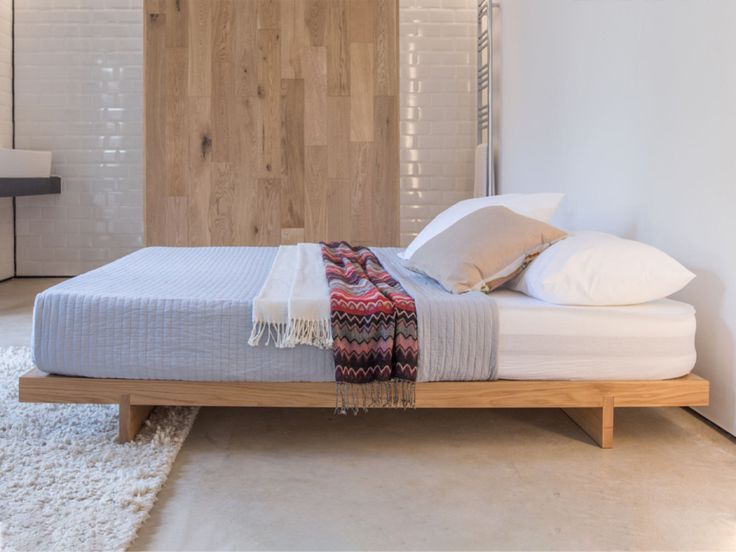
336;380;416;414
284;318;333;349
249;319;332;349
248;321;289;348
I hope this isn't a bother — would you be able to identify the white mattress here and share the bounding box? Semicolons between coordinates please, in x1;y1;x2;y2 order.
32;247;696;382
492;290;696;380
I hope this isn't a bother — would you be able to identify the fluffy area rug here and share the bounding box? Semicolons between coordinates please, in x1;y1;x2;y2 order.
0;347;199;552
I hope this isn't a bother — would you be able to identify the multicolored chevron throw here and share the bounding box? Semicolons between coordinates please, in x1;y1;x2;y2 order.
321;242;419;412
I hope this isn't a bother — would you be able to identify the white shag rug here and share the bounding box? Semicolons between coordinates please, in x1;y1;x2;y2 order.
0;347;199;552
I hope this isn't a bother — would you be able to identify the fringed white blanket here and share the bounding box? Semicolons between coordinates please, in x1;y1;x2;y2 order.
248;243;333;349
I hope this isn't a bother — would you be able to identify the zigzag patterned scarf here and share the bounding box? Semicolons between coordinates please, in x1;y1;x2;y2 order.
321;242;419;412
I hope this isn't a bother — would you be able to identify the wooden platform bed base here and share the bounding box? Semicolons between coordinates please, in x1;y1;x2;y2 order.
19;369;709;449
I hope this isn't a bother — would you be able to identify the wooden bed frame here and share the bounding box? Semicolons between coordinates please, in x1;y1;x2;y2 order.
19;369;709;448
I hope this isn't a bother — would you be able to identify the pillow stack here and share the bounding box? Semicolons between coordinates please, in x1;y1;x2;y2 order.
401;193;695;305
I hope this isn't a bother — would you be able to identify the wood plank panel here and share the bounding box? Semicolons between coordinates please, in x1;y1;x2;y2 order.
22;369;707;447
327;96;350;179
146;0;400;247
234;0;257;97
305;0;327;47
280;0;305;78
372;94;399;245
165;96;188;196
304;146;328;241
327;179;352;242
257;0;280;30
20;369;710;410
211;0;235;98
256;28;282;177
165;195;188;245
280;79;305;229
281;227;306;244
164;47;188;200
252;179;282;244
187;0;212;97
303;47;327;146
187;96;212;245
144;2;167;245
349;43;374;142
374;0;398;96
350;141;375;243
211;0;236;163
209;162;235;244
165;0;189;47
350;0;374;43
326;0;350;96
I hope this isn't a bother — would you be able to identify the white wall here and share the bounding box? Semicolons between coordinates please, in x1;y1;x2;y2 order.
499;0;736;434
13;0;143;276
0;0;12;280
400;0;477;246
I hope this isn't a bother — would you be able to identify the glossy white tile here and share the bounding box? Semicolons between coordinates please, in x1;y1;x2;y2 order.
400;0;476;246
14;0;143;276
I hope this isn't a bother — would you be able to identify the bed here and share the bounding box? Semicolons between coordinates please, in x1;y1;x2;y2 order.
19;246;709;448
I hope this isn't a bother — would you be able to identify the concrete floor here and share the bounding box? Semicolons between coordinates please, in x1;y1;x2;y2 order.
2;278;736;551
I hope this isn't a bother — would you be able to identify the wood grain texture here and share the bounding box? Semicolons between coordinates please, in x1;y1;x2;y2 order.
305;0;327;46
349;43;374;142
165;0;188;47
563;396;615;448
144;4;167;245
21;370;709;409
327;0;351;96
20;370;709;447
188;0;212;97
280;0;305;78
118;397;154;443
374;0;398;96
187;96;212;245
304;146;328;241
146;0;399;247
280;79;305;229
303;47;327;146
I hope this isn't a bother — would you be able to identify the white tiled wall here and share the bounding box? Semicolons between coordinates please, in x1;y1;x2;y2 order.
0;0;13;280
400;0;477;246
10;0;473;275
13;0;143;276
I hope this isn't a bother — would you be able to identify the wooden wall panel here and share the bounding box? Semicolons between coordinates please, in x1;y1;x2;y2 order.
145;0;399;247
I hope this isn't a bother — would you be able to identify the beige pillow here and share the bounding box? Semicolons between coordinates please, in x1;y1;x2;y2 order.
406;206;567;294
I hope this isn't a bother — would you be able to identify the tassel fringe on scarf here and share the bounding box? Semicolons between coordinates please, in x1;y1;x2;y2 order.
336;380;417;414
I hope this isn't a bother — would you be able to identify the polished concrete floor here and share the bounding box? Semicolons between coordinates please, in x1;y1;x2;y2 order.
2;278;736;551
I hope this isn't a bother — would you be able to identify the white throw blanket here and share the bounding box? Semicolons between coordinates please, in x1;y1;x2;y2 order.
248;243;333;349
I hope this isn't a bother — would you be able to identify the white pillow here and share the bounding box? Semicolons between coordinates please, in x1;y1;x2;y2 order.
511;231;695;306
399;193;565;260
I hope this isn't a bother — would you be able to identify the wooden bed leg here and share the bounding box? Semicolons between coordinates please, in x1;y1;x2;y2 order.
118;395;154;443
562;396;614;449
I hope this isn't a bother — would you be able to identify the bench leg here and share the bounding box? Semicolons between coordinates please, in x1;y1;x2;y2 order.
563;396;615;448
118;395;154;443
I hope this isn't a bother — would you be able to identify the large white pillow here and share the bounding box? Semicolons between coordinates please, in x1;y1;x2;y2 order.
399;193;565;260
510;231;695;305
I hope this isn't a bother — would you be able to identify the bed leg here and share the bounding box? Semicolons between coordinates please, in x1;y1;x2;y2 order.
562;396;614;448
118;395;154;443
